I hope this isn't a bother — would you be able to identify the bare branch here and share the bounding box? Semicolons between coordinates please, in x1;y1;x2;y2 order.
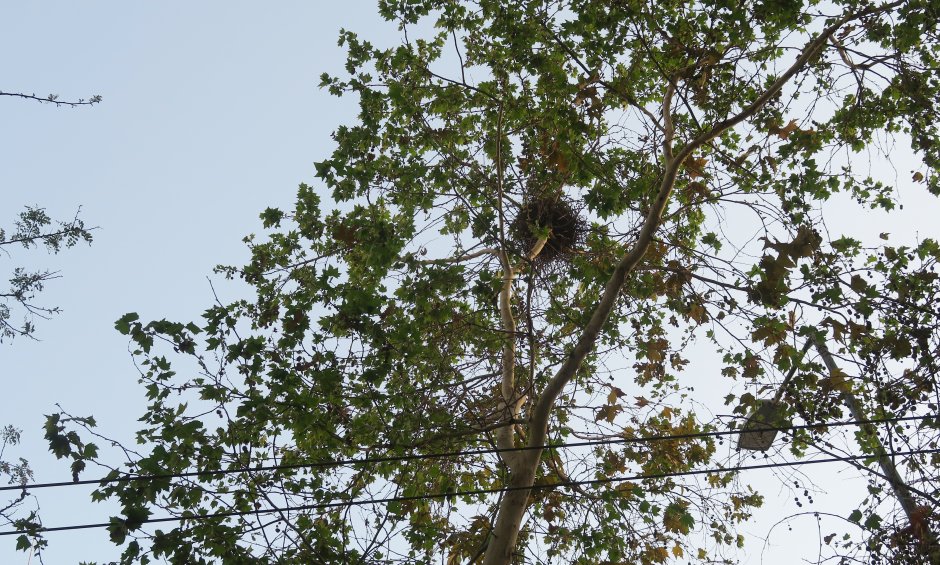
417;248;498;265
0;91;102;107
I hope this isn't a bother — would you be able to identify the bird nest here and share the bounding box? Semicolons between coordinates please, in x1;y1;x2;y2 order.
509;191;587;267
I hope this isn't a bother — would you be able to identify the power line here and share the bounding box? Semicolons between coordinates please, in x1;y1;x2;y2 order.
3;446;938;537
2;414;931;494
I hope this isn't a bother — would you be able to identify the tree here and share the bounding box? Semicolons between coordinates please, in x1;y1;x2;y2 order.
36;0;939;563
0;426;34;542
0;207;94;341
2;95;100;339
1;207;94;559
2;79;100;562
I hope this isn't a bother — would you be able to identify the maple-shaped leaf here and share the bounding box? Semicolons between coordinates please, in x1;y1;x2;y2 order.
595;404;623;423
687;302;708;324
849;274;868;293
684;156;709;179
607;386;626;404
827;368;852;393
685;180;710;200
769;119;799;139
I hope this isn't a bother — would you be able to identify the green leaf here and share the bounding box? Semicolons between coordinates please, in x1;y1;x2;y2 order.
108;518;128;545
114;312;139;334
863;513;882;530
15;535;31;552
701;231;722;251
260;207;284;228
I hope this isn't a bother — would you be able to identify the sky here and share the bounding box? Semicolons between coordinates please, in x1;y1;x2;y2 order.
1;2;936;564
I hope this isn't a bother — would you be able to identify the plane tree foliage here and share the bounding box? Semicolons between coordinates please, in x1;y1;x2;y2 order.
37;0;940;563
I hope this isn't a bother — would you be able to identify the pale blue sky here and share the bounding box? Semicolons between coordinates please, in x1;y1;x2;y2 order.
2;3;937;564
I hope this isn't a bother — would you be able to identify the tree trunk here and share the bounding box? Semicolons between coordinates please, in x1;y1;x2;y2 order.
480;457;539;565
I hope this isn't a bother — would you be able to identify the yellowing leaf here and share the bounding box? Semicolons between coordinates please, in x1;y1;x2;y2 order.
765;155;778;172
829;368;851;393
595;404;623;423
672;544;684;558
616;482;638;498
770;119;799;139
684;156;709;179
687;302;708;324
849;274;868;293
823;317;846;341
647;545;669;563
607;386;626;404
685;180;710;200
743;354;761;379
646;338;668;362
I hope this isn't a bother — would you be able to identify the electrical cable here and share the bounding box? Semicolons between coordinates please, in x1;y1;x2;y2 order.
2;446;938;537
2;414;931;494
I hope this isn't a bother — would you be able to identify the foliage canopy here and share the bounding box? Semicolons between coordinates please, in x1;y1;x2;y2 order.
32;0;940;563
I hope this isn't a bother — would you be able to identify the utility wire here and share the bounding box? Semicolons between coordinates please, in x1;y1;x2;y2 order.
1;414;931;494
3;446;939;537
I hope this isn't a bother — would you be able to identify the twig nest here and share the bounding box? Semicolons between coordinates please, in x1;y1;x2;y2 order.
509;192;587;266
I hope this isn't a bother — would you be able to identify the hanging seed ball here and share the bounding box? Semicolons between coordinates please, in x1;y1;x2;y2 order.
509;192;586;266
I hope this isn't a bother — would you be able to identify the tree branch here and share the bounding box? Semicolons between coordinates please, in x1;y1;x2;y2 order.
528;2;905;455
417;248;498;265
0;91;102;107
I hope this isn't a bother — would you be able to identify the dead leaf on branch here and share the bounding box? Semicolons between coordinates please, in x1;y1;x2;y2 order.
769;119;799;139
683;156;709;179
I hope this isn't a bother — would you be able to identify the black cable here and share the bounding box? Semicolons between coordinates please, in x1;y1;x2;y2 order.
2;414;930;494
3;446;938;537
